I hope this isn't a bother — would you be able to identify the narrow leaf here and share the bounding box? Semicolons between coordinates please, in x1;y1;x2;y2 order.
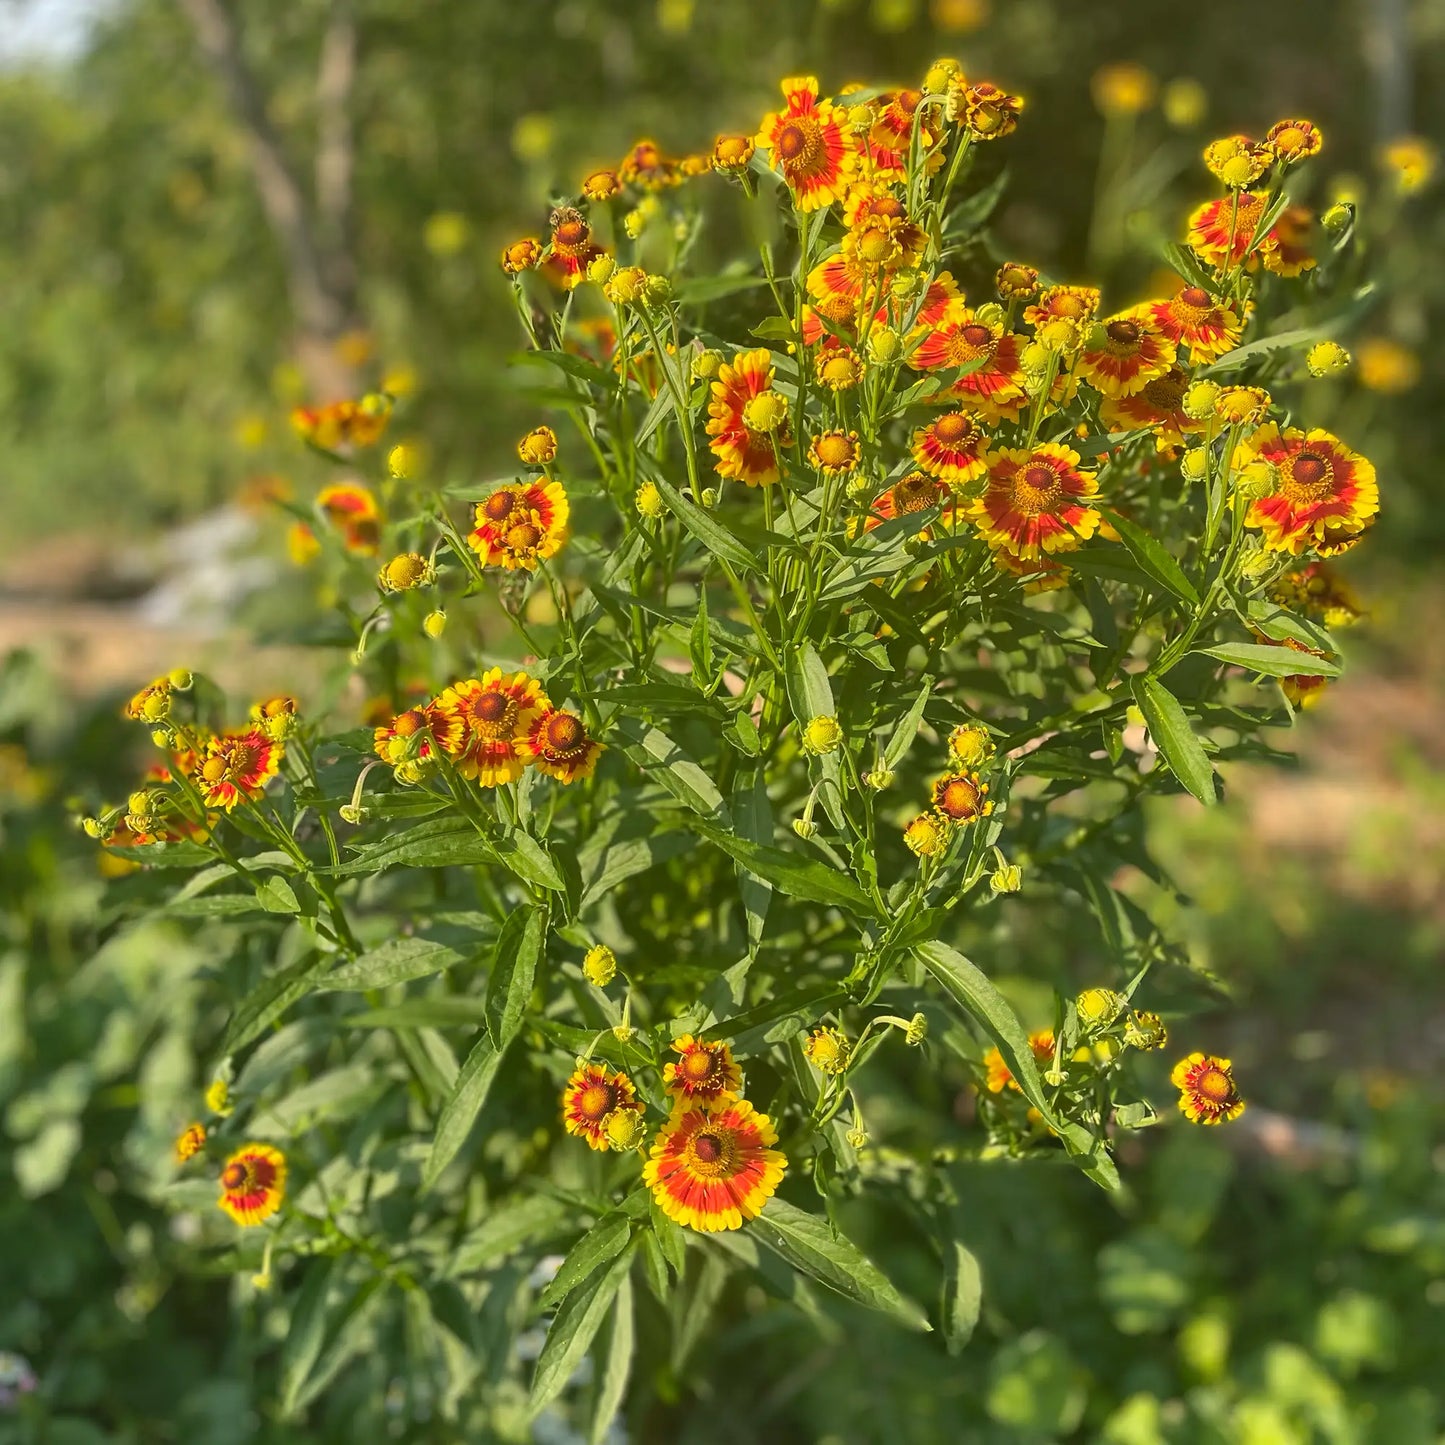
423;1034;509;1191
1133;675;1217;806
882;676;934;770
941;1239;983;1355
539;1214;632;1310
1196;641;1340;678
589;1277;634;1445
613;716;730;823
484;907;546;1050
317;937;462;992
529;1245;634;1418
1103;511;1199;606
691;821;877;916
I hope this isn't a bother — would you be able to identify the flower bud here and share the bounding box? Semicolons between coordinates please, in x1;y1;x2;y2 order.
922;58;963;96
358;391;392;419
635;481;665;519
947;723;994;769
904;1012;928;1046
387;442;418;479
338;803;365;824
989;862;1023;894
1123;1009;1168;1050
802;715;843;755
845;1124;869;1150
1180;447;1209;483
167;668;193;690
612;1022;635;1043
602;1108;647;1152
1036;317;1080;353
904;812;950;859
81;816;104;839
586;253;617;285
1235;458;1277;500
867;326;902;364
804;1026;850;1074
517;425;558;466
792;816;818;840
582;169;622;202
864;767;894;790
642;274;673;307
379;551;430;592
1075;987;1125;1032
1181;379;1221;420
1306;340;1351;377
888;267;924;299
623;209;647;240
604;265;647;304
1321;201;1354;233
972;302;1006;329
692;348;723;380
423;609;447;639
205;1079;233;1117
583;943;617;987
150;729;171;748
699;487;719;508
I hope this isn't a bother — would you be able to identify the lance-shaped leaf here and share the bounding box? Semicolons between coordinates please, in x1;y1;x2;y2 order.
484;906;546;1050
1195;641;1340;678
1133;674;1217;806
528;1244;635;1418
423;1033;510;1192
691;821;878;916
613;715;731;823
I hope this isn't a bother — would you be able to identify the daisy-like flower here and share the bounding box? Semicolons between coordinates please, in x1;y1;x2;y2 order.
1269;561;1363;627
1099;365;1200;447
663;1035;743;1105
711;134;756;174
1079;310;1177;398
581;169;622;202
982;1029;1055;1093
520;708;604;784
1170;1053;1245;1125
815;336;862;392
372;704;460;774
544;207;603;289
1123;1010;1168;1051
706;348;788;486
962;81;1022;140
197;728;283;811
804;1026;851;1075
217;1143;286;1226
865;471;945;531
317;482;383;555
618;139;679;190
903;811;950;858
859;89;940;181
1023;284;1100;330
996;262;1040;302
292;398;390;452
911;309;1027;422
517;426;558;467
1266;118;1323;163
467;480;569;570
643;1100;787;1233
1260;205;1315;277
1203;134;1271;188
1148;286;1246;361
911;411;988;486
125;676;174;724
174;1122;207;1163
501;238;543;274
947;723;995;769
562;1062;644;1151
433;670;550;786
969;444;1101;559
377;552;434;594
1238;424;1379;554
1186;190;1268;269
809;429;861;478
1214;385;1271;427
806;252;873;330
930;771;992;824
756;76;855;212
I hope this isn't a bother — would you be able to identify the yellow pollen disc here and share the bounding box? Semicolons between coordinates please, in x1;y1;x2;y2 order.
579;1082;616;1119
682;1050;715;1081
1197;1069;1232;1102
544;713;585;752
201;757;228;784
940;780;979;817
687;1128;738;1178
506;522;542;551
857;227;893;263
815;434;854;468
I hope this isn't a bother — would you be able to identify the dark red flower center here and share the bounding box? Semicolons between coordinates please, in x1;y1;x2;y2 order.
1179;286;1211;309
1141;374;1186;411
579;1081;618;1120
554;219;588;248
897;89;921;115
221;1161;248;1190
776;118;821;168
543;712;586;752
937;778;981;818
961;323;993;348
482;491;516;523
692;1132;723;1163
1291;453;1327;486
1106;319;1141;346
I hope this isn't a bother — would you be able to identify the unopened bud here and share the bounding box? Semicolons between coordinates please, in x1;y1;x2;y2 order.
423;609;447;639
602;1108;647;1151
802;715;843;755
583;944;617;987
904;1012;928;1046
845;1124;869;1149
1235;459;1277;500
792;817;818;840
699;487;719;508
1123;1009;1168;1050
642;274;672;306
1321;202;1354;234
387;442;418;479
1306;340;1351;377
990;862;1023;894
692;348;723;380
167;668;193;690
1075;987;1125;1032
586;253;616;285
81;816;104;839
1180;447;1209;482
338;803;365;824
864;767;894;790
150;729;171;748
867;327;902;364
1181;379;1221;419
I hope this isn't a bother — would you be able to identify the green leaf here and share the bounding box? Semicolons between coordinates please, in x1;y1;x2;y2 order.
423;1034;509;1192
450;1195;570;1275
589;1277;634;1445
674;271;767;304
344;998;491;1030
634;456;758;575
512;347;613;388
279;1259;340;1417
1245;601;1336;654
733;771;773;950
783;641;834;724
288;1278;388;1415
538;1214;633;1310
579;828;694;907
941;1239;983;1355
1132;675;1217;806
1160;241;1217;292
917;940;1119;1189
484;907;546;1050
316;937;463;992
752;1197;930;1330
334;819;496;874
219;953;329;1055
882;676;934;770
1103;511;1199;606
528;1245;634;1418
254;876;301;914
727;706;761;756
691;821;877;916
495;828;566;891
613;715;731;823
1195;641;1340;678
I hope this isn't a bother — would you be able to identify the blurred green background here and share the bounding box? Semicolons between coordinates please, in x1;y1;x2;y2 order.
1;0;1442;1441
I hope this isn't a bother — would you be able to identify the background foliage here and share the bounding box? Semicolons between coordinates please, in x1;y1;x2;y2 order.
1;2;1443;1443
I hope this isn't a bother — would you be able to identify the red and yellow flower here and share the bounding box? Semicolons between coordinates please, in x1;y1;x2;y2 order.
1024;284;1100;331
663;1035;742;1105
520;708;604;784
808;429;861;478
217;1142;286;1226
865;471;945;531
969;444;1101;558
1186;189;1269;268
982;1029;1056;1094
1147;286;1246;361
930;771;992;824
197;728;283;811
618;139;680;191
911;411;988;486
501;238;543;274
467;480;569;570
1237;424;1378;554
711;134;756;174
756;76;855;212
174;1122;207;1163
996;262;1040;302
544;207;603;289
706;348;788;486
1171;1053;1245;1125
1078;310;1177;397
292;398;390;452
373;703;461;773
962;81;1022;141
1266;118;1323;163
562;1062;644;1151
1266;636;1335;710
1260;204;1315;277
432;670;550;786
317;482;383;555
1099;365;1200;447
643;1099;787;1232
911;308;1027;422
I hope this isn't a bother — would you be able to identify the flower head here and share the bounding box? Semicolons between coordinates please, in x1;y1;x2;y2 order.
1238;424;1378;554
603;1108;649;1152
706;349;788;486
1076;988;1125;1031
1356;338;1419;393
995;261;1040;301
1186;189;1268;268
582;169;622;202
1306;341;1351;378
1092;63;1156;117
1269;561;1363;627
205;1078;233;1117
804;1026;851;1075
930;771;992;823
218;1143;286;1226
618;138;680;191
317;482;383;554
962;81;1022;140
1203;134;1270;188
563;1063;643;1151
1100;365;1200;448
1123;1010;1168;1050
520;708;604;784
969;443;1100;559
293;399;390;452
947;723;995;769
545;207;603;289
982;1029;1055;1093
663;1034;743;1105
756;76;855;212
1079;310;1177;398
1148;286;1246;362
174;1122;207;1162
903;811;950;858
1170;1052;1245;1125
802;715;843;755
1266;118;1322;163
501;237;543;274
643;1100;787;1232
468;480;569;570
517;426;558;466
378;552;433;593
198;728;283;811
911;308;1027;422
809;429;861;479
583;944;617;987
911;411;988;486
433;670;550;786
125;676;174;724
1380;135;1436;194
712;134;756;174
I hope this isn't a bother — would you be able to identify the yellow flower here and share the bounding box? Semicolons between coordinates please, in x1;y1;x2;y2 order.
1379;135;1436;194
904;812;950;858
808;430;860;478
174;1122;207;1163
1171;1053;1245;1125
422;610;447;639
635;481;665;519
517;426;558;466
1076;988;1125;1031
1092;63;1155;117
602;1108;648;1152
802;715;843;755
377;552;432;593
1355;338;1419;394
1161;78;1207;129
1203;135;1270;189
583;944;617;987
741;391;790;433
947;723;994;769
1306;341;1351;378
804;1026;850;1075
582;169;622;202
711;134;756;174
205;1079;233;1117
1123;1010;1168;1050
605;266;649;305
387;442;419;479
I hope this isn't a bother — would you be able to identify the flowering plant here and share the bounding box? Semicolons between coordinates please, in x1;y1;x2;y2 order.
89;61;1374;1430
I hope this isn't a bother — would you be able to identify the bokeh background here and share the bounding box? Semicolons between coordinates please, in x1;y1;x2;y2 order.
1;0;1442;1440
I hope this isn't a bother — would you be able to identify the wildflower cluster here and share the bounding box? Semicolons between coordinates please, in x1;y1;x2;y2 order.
85;58;1382;1423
